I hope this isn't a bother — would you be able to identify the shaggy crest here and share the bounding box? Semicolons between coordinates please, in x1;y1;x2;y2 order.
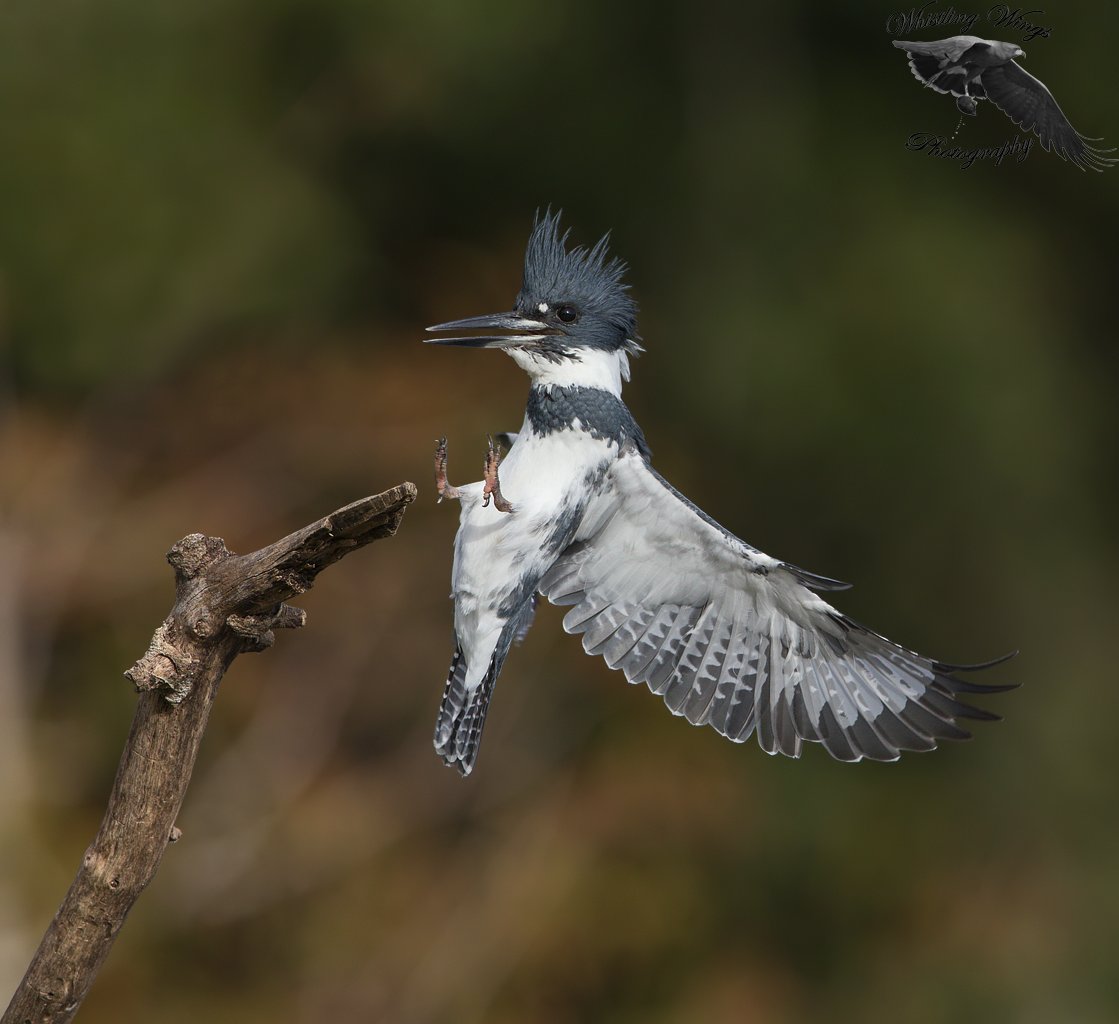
516;209;641;351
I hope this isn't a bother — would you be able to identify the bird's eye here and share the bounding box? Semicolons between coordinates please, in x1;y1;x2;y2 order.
556;304;579;324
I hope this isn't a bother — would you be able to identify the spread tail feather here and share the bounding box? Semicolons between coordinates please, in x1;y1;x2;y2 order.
434;645;499;777
434;598;537;776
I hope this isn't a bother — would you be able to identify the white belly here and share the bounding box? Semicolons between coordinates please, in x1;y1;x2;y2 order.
450;426;614;687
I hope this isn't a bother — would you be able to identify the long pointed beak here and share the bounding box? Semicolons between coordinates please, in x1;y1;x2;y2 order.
424;311;555;349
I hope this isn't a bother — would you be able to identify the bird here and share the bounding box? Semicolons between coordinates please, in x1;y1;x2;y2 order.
425;211;1015;776
893;35;1116;171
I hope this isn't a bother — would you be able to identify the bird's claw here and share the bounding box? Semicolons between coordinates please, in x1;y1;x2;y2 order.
435;437;461;503
483;435;515;514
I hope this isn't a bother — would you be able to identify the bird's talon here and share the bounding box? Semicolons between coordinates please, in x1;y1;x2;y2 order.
483;436;515;514
435;436;461;502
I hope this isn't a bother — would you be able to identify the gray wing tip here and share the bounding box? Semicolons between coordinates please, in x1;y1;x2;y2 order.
783;563;854;592
932;649;1019;675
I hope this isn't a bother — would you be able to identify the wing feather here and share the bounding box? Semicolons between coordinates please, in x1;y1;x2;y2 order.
730;632;767;742
581;603;633;653
681;617;732;725
647;606;704;695
704;608;752;734
619;604;681;682
665;604;719;715
599;605;655;668
540;451;1013;763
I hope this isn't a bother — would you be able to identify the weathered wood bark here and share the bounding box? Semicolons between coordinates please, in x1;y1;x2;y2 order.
3;483;417;1024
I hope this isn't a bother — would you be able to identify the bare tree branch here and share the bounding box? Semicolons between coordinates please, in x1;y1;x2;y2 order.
2;483;417;1024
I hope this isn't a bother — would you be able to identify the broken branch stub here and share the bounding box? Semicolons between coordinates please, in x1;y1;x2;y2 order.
125;484;415;703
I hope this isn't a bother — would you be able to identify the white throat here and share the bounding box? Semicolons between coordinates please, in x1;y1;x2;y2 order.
507;346;631;396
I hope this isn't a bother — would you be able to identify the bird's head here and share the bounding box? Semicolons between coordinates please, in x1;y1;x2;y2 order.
426;210;642;391
991;40;1026;61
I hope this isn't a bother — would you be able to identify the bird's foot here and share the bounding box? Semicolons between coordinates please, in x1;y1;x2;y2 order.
434;437;461;503
483;435;515;513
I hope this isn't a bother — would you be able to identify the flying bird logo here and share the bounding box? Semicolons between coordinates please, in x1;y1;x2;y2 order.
893;35;1116;170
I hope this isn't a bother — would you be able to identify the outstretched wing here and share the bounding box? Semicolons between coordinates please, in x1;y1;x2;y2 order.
539;451;1013;762
893;38;991;96
893;36;988;64
981;60;1116;171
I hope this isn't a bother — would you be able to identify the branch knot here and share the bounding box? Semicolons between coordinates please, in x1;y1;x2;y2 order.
227;605;306;652
123;621;198;704
167;534;231;581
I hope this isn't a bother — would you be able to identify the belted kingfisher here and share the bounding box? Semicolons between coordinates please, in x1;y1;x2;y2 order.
426;211;1014;776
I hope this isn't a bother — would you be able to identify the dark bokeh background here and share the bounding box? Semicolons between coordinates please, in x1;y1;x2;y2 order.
2;2;1117;1021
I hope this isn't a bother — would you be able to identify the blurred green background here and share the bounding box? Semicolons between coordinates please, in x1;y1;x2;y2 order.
1;1;1117;1021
